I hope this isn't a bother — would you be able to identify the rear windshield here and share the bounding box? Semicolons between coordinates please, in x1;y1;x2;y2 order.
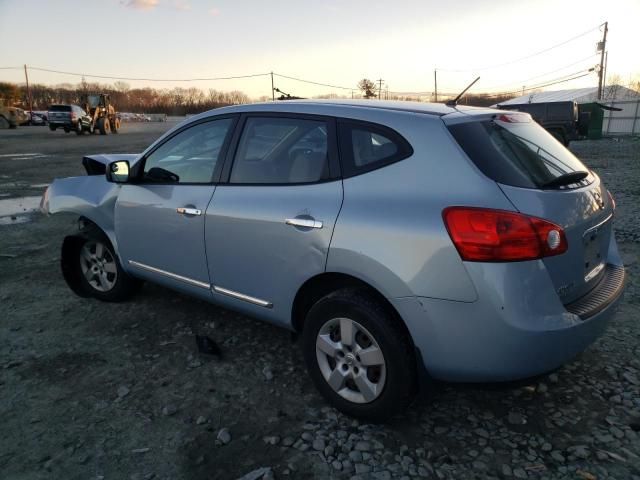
448;117;591;189
49;105;71;112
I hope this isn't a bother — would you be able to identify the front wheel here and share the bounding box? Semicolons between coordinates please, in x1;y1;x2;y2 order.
97;117;110;135
302;288;416;421
62;230;142;302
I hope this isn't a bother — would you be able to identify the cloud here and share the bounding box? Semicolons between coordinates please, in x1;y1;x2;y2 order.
121;0;159;10
208;7;220;16
173;0;190;11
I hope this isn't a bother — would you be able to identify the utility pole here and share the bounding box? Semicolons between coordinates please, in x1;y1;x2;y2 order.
434;69;438;102
271;72;275;101
376;78;384;99
602;51;608;95
23;64;34;124
597;21;608;100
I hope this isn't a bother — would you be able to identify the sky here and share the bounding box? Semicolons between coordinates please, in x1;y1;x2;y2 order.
0;0;638;99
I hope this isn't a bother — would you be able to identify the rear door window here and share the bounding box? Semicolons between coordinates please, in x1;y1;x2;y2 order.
448;115;592;189
338;121;413;177
230;117;331;184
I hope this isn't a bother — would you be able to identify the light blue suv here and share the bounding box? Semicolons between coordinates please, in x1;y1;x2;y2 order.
42;100;625;420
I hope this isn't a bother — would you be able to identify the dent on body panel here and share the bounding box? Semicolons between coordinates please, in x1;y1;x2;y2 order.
45;175;120;247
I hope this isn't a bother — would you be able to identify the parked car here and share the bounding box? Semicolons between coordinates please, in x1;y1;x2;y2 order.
41;100;625;420
25;111;47;126
34;110;49;123
47;104;93;134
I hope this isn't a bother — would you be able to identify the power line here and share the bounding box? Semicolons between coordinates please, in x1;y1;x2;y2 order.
27;67;271;82
0;66;22;70
438;23;603;73
273;73;354;91
482;70;595;98
481;54;599;91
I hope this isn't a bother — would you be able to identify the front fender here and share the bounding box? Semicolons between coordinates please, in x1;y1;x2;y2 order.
41;176;121;254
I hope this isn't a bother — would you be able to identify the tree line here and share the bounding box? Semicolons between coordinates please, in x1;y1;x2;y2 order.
0;80;250;114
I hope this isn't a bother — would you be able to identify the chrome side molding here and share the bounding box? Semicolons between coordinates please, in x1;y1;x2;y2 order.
212;286;273;308
128;260;210;289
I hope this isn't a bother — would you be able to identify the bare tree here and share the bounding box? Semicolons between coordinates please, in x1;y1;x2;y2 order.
604;74;623;100
358;79;377;99
0;82;20;103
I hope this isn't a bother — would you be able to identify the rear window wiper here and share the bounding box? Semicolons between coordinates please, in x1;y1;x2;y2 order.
540;171;589;189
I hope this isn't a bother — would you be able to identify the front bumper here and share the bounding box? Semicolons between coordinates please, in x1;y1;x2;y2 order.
392;245;625;382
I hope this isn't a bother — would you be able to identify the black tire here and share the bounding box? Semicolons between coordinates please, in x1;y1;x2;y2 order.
549;129;567;146
111;117;120;134
62;228;142;302
49;124;56;131
63;127;70;133
97;117;110;135
302;288;416;421
75;121;84;135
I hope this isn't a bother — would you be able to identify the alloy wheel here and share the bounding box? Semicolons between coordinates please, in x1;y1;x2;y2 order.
79;240;118;292
315;317;386;403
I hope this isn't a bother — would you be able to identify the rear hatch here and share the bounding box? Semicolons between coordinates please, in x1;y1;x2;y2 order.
48;105;72;123
447;111;614;304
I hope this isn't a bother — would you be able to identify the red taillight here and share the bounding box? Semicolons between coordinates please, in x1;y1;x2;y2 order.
442;207;568;262
70;112;77;120
496;113;532;123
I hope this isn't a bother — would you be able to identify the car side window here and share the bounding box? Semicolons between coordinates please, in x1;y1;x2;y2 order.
338;121;413;178
143;118;233;184
230;117;330;184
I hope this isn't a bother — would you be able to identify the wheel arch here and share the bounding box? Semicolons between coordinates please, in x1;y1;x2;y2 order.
291;272;414;348
44;176;121;255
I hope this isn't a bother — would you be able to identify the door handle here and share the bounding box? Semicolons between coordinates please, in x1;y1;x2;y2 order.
285;218;323;229
177;207;202;216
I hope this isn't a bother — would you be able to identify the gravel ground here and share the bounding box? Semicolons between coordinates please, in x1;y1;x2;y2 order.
0;125;639;480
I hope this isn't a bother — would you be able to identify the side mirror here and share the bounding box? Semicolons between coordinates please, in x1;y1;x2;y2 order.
106;160;130;183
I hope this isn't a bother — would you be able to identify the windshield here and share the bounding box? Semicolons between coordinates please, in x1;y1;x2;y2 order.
448;117;592;189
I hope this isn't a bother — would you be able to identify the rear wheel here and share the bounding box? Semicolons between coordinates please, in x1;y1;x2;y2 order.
111;117;120;134
0;116;9;129
63;127;70;133
302;288;416;421
549;129;567;146
75;121;83;135
97;117;110;135
49;124;56;131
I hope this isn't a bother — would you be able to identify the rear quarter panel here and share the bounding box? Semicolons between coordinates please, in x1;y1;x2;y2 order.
327;111;516;302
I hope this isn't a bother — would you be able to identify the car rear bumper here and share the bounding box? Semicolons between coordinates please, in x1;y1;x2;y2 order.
392;250;625;382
